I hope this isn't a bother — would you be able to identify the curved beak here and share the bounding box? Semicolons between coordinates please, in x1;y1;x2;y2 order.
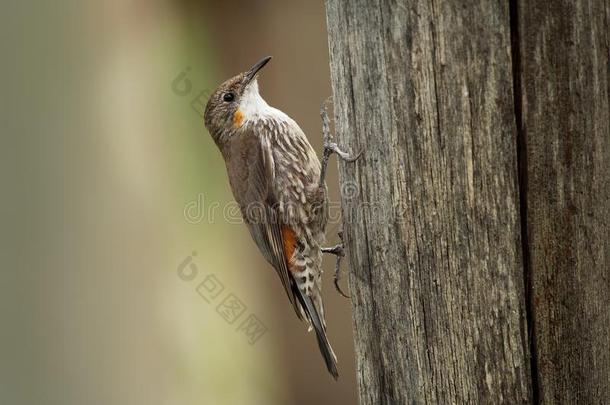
244;56;272;85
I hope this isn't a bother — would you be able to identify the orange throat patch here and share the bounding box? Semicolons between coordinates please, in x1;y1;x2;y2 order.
233;109;244;128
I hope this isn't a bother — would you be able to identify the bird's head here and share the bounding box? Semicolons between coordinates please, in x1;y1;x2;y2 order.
204;56;272;146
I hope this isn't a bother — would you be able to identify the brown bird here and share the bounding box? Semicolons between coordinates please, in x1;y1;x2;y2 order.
204;56;338;378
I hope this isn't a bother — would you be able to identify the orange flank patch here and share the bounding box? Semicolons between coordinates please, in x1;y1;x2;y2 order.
281;226;297;270
233;109;244;128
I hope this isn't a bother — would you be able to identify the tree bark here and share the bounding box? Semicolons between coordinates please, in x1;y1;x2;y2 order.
325;0;610;403
325;0;531;403
516;0;610;403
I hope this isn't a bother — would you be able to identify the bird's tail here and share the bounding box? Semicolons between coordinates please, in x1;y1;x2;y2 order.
294;286;338;379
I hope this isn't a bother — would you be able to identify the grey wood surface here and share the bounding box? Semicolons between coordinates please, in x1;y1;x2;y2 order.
325;0;533;403
516;1;610;403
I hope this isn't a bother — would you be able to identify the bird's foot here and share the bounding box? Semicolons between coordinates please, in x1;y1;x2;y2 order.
318;97;361;187
324;141;362;162
321;231;350;298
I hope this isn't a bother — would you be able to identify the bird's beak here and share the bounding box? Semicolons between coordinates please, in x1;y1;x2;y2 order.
244;56;272;85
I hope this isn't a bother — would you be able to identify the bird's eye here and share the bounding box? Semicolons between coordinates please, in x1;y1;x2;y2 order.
223;92;235;102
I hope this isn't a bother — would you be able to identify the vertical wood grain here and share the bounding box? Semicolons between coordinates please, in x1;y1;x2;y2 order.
325;0;532;402
516;0;610;403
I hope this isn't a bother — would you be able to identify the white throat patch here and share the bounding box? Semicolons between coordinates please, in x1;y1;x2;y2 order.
239;79;288;124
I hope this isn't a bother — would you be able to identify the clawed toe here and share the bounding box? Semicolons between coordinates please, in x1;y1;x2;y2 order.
321;234;350;299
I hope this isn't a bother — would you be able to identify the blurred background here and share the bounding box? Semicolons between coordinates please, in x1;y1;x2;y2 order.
1;1;357;404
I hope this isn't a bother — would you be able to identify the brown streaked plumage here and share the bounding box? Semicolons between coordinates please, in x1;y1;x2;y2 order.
204;56;338;378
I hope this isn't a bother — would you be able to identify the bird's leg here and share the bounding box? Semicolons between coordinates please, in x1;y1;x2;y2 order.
318;98;361;188
319;98;358;298
321;231;350;298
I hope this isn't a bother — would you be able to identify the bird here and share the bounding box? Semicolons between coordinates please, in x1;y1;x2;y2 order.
204;56;339;378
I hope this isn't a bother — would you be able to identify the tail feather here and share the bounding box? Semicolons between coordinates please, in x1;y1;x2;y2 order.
293;285;338;379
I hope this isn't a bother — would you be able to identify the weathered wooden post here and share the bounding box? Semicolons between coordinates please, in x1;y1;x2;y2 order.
516;0;610;403
325;0;610;403
325;0;531;402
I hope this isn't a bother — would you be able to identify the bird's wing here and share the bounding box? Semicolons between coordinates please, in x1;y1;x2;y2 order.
236;131;301;318
234;127;338;378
